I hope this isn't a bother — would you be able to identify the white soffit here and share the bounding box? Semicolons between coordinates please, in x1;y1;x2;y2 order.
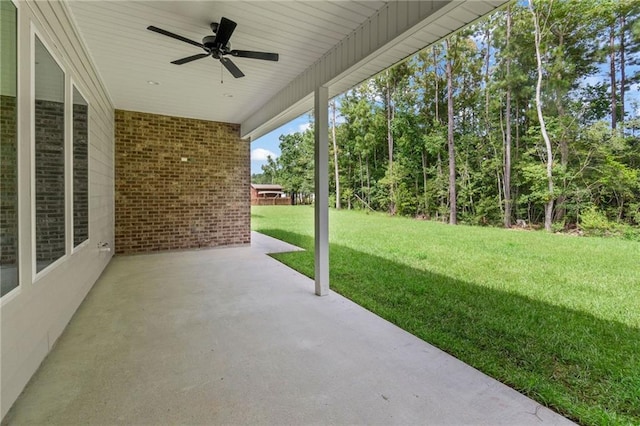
66;1;385;126
241;0;508;140
67;1;507;141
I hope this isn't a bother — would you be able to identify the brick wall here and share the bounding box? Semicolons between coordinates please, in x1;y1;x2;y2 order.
114;109;250;254
35;99;66;268
0;95;18;265
73;103;89;246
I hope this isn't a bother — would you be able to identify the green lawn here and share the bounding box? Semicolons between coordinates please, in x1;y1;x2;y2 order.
252;205;640;426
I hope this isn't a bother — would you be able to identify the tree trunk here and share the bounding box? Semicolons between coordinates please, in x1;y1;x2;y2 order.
610;25;617;130
366;156;371;206
620;14;626;126
529;0;554;232
504;5;513;228
433;45;439;124
358;153;364;201
514;100;520;215
446;38;457;225
330;100;341;209
515;100;520;160
422;149;428;214
437;151;444;220
555;33;568;223
385;71;396;214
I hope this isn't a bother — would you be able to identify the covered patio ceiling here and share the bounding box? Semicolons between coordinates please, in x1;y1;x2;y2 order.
67;0;508;140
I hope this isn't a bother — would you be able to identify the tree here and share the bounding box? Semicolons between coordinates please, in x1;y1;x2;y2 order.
330;99;341;209
529;0;555;232
504;5;513;228
615;1;640;129
373;63;412;214
446;37;457;225
610;16;618;130
260;155;280;184
273;129;315;204
260;0;640;233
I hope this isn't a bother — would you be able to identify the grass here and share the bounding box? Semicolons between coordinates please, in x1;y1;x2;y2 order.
251;205;640;426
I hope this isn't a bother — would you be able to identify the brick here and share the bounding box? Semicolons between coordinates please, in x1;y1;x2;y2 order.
34;99;65;265
114;109;250;254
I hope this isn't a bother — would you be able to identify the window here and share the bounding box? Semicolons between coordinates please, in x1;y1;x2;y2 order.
1;0;18;296
34;35;65;273
72;86;88;247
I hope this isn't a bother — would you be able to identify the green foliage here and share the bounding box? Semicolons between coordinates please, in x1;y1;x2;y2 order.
266;0;639;235
473;196;503;226
579;206;640;241
341;187;354;209
580;206;617;235
260;125;315;203
250;172;271;184
252;206;640;425
519;160;555;205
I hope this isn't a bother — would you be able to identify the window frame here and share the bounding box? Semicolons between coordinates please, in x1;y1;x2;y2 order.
31;25;68;281
1;0;21;301
70;80;89;252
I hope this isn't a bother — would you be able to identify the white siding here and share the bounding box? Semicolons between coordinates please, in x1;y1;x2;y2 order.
0;1;114;419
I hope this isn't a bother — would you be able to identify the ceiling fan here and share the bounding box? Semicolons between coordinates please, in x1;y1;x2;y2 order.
147;17;279;79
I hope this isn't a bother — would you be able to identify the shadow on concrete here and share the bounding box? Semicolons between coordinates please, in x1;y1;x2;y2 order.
257;229;640;425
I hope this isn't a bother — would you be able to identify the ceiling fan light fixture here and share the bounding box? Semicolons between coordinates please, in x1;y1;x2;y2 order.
147;80;160;85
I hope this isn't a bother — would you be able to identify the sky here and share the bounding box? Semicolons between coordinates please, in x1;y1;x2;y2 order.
250;61;640;177
250;97;347;175
250;114;312;174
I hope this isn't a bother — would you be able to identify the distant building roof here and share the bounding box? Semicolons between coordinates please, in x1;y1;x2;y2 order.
251;184;283;191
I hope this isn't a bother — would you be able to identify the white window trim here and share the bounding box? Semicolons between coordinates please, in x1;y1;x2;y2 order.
70;79;90;253
31;24;68;283
1;0;22;304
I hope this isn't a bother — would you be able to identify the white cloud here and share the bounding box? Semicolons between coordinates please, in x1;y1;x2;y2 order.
251;148;277;161
284;122;312;135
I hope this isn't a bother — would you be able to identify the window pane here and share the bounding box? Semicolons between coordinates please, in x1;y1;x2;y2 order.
73;87;88;246
35;36;65;272
1;0;18;296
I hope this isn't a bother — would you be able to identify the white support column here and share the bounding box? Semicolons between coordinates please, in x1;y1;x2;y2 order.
314;86;329;296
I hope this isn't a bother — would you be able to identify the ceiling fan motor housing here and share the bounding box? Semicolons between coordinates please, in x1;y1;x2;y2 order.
203;35;217;49
203;35;230;52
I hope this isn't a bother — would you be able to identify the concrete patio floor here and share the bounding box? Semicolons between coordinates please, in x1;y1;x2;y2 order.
3;232;574;425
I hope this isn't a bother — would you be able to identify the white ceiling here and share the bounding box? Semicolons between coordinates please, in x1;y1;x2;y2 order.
68;1;385;125
67;1;507;140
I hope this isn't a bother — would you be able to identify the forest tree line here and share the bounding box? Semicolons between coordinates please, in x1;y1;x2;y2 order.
253;0;640;236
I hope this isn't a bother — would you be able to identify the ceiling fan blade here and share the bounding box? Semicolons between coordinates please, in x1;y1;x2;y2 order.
171;53;210;65
147;26;205;49
220;57;245;78
230;50;279;61
213;17;237;48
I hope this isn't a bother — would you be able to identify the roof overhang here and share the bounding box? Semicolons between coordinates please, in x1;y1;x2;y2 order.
67;1;508;142
241;0;508;140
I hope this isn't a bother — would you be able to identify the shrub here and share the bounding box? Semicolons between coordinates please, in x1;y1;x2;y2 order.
579;206;616;236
